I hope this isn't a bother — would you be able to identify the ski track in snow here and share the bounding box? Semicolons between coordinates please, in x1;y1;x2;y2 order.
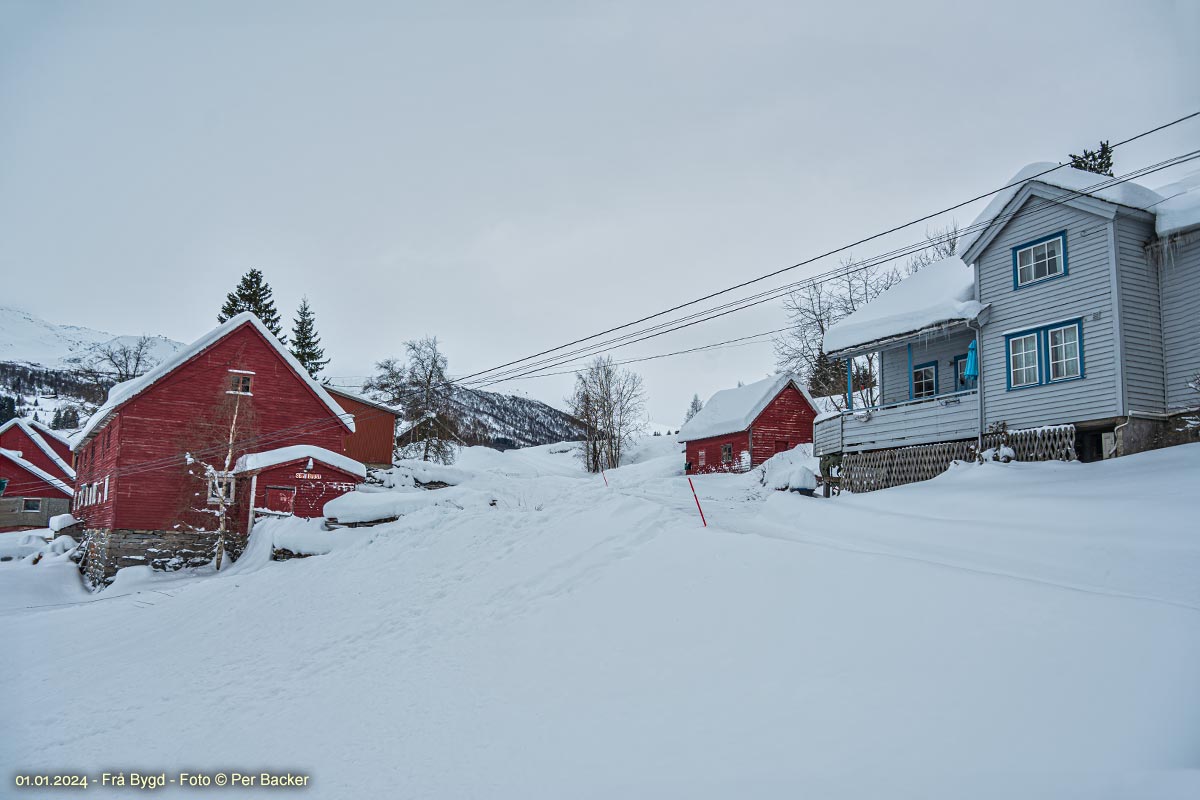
3;439;1200;799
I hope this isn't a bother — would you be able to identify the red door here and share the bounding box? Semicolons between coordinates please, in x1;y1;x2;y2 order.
265;486;296;514
774;439;790;454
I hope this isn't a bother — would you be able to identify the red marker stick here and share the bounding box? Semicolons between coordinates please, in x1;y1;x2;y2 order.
688;477;707;527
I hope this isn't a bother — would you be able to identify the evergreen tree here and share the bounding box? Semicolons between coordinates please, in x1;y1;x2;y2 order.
1069;140;1114;177
50;407;63;428
683;393;704;425
0;395;15;425
218;268;286;342
807;350;846;399
289;296;329;378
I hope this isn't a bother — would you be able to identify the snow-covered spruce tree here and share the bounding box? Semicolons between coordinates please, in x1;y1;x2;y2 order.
684;394;704;425
218;268;286;343
364;336;461;464
1069;140;1114;177
289;297;328;379
568;356;646;473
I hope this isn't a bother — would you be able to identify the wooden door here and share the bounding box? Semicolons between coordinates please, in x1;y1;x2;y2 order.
265;486;296;514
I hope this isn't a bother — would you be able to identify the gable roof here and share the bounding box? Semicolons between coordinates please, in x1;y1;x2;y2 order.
823;257;985;356
0;418;75;480
678;374;813;442
28;419;73;448
74;313;355;449
233;444;367;479
961;162;1200;262
326;386;403;417
0;448;74;496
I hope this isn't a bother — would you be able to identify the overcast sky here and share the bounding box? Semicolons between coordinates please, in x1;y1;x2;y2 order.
2;0;1197;423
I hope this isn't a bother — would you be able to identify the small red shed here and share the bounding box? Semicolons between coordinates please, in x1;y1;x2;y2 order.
678;374;817;475
233;445;366;530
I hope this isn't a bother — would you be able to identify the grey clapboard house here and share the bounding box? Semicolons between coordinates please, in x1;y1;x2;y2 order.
814;162;1200;471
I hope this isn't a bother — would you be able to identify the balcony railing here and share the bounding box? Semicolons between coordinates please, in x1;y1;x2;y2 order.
814;390;980;456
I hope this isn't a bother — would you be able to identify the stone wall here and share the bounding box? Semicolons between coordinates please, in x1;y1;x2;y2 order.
79;527;248;587
1116;412;1200;456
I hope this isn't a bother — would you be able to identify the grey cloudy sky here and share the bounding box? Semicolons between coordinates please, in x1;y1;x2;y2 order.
2;0;1197;423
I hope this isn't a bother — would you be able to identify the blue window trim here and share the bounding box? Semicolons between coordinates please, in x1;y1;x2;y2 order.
1004;318;1085;391
1011;230;1068;290
952;353;976;391
911;360;938;399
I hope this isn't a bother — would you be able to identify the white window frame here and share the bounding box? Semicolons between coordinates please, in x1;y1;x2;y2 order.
1047;324;1081;382
1008;333;1040;388
1015;234;1065;287
911;364;937;399
23;498;42;513
698;449;706;467
207;474;235;505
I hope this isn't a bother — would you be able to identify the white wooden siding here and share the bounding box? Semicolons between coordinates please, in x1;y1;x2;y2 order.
1161;235;1200;410
976;192;1120;429
1115;213;1166;413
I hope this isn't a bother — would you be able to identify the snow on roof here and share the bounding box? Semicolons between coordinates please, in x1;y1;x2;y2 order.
678;373;813;442
325;385;403;416
74;313;355;449
0;448;73;496
233;445;367;479
28;419;73;447
1152;170;1200;237
823;257;985;355
961;162;1200;255
0;418;75;479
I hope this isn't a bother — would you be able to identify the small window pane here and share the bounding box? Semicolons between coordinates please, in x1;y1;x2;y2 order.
912;366;936;399
1009;334;1039;387
1049;325;1080;380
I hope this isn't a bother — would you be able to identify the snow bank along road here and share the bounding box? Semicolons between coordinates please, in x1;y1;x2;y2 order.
3;440;1199;799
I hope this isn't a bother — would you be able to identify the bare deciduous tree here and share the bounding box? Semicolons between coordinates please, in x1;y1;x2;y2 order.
364;336;461;464
568;356;646;473
75;336;160;384
775;224;959;410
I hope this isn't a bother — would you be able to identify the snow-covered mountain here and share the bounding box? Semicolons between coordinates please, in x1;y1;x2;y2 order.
0;305;183;370
447;385;585;448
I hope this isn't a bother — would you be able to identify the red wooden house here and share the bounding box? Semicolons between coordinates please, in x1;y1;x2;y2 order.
27;419;75;467
0;447;73;531
70;313;363;584
0;418;75;483
233;444;366;525
678;374;817;474
326;387;401;468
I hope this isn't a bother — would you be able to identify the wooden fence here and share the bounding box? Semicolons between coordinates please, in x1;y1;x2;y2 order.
839;424;1076;494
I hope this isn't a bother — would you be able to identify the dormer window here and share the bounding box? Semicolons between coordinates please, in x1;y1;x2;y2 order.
1013;232;1067;288
227;369;255;396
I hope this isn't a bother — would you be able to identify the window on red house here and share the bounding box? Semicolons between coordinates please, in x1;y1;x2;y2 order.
698;449;706;466
721;444;733;463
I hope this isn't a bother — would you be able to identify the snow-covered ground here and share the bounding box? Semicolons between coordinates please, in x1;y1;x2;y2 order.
3;440;1199;799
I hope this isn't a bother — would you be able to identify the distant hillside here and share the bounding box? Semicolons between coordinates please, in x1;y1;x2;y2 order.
447;385;585;449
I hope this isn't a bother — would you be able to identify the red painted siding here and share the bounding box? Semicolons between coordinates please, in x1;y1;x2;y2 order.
73;322;352;534
684;431;751;475
682;382;816;475
329;391;397;467
0;424;72;481
748;384;816;467
0;451;71;498
32;425;74;464
237;457;361;522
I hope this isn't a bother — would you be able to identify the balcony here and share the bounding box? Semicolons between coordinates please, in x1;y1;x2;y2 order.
814;390;980;456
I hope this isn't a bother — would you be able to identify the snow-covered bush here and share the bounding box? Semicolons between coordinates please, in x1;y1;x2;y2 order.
759;444;820;493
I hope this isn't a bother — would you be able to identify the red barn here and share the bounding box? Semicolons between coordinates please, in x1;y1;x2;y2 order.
326;387;400;468
70;313;363;584
678;374;817;475
233;444;367;527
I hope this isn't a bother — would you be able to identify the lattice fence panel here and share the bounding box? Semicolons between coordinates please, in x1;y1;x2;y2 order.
840;424;1076;494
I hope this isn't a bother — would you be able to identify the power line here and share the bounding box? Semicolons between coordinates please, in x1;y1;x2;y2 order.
7;134;1197;494
450;110;1200;387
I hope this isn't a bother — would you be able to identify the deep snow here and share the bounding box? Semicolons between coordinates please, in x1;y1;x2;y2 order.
3;440;1199;799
